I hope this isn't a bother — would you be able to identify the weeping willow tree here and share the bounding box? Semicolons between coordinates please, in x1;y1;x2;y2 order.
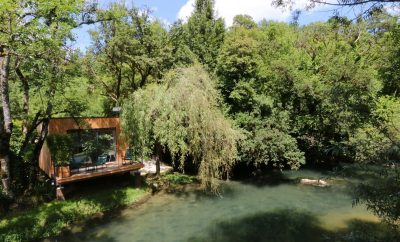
121;65;243;191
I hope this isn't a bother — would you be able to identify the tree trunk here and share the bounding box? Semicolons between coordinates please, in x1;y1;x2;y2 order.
0;50;14;199
16;67;29;135
130;69;136;89
154;141;162;176
155;157;160;176
18;111;41;157
116;68;122;104
139;71;148;88
27;69;56;187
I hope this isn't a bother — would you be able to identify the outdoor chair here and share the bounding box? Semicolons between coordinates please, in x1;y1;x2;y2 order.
123;149;133;165
94;154;108;170
69;153;87;170
69;158;81;170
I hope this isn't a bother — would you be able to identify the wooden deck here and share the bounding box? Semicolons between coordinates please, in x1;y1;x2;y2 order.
56;162;144;185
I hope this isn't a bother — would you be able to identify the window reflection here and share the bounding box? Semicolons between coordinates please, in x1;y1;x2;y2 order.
68;128;116;163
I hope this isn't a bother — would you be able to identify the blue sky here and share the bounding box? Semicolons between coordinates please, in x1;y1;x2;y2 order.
72;0;355;50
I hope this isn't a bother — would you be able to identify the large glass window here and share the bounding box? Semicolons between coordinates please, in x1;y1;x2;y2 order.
68;128;117;162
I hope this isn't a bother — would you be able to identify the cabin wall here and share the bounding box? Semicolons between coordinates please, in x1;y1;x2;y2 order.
38;117;128;177
39;140;54;177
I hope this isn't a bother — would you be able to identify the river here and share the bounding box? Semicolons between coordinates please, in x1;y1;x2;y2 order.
63;169;386;242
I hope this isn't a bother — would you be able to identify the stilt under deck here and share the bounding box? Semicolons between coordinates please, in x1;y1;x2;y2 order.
55;162;144;185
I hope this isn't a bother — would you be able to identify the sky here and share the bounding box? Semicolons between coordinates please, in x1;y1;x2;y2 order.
72;0;359;50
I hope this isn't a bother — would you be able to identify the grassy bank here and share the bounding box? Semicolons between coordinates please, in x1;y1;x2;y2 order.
0;186;149;242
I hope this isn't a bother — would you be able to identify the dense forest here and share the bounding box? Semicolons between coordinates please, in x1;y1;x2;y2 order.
1;0;399;228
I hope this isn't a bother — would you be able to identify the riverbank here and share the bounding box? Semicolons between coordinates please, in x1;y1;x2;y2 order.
0;185;150;242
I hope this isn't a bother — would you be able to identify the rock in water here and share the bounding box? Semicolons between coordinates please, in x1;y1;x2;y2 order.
300;178;329;187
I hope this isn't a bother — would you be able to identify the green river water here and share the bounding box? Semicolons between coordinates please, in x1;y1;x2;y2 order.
64;169;389;242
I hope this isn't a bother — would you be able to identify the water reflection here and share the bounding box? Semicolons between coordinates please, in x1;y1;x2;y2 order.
188;209;396;242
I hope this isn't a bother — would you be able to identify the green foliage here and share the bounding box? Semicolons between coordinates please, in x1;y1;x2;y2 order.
86;3;174;106
232;15;258;29
284;20;380;163
122;65;243;191
354;168;400;225
216;18;387;168
350;96;400;165
169;20;198;67
380;23;400;96
9;120;24;154
162;172;195;185
346;96;400;224
120;85;160;160
349;124;393;164
216;27;261;100
0;187;149;242
242;128;305;169
184;0;225;69
46;134;73;166
1;0;92;199
216;22;305;169
374;96;400;141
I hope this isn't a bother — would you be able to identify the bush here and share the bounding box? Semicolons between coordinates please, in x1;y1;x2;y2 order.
348;124;394;164
162;172;195;185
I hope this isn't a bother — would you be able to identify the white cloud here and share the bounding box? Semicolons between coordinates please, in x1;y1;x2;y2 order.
385;5;400;16
178;0;196;21
177;0;311;26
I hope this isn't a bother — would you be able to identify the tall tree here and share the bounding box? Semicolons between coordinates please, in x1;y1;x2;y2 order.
185;0;225;70
380;23;400;96
0;40;12;198
216;20;305;170
0;0;46;198
122;65;243;190
0;0;99;198
86;4;173;108
169;20;198;67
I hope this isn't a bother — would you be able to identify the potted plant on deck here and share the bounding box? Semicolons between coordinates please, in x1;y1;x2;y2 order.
47;134;73;178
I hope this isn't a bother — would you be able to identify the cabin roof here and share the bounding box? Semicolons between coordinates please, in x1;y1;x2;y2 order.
50;116;118;120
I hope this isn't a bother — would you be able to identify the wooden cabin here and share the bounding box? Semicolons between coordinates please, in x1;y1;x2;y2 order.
38;117;143;199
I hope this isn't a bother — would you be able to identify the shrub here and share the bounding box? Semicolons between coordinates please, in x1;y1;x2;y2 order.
163;173;195;185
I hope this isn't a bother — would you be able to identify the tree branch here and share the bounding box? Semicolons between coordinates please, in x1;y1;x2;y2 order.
310;0;399;7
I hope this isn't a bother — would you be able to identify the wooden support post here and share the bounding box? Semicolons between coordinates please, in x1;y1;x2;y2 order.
134;171;141;187
56;186;65;200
